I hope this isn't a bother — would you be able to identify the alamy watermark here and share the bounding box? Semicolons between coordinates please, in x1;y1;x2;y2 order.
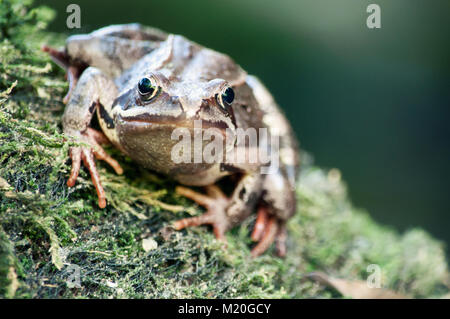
367;4;381;29
66;4;381;30
66;264;81;288
170;120;280;174
66;4;81;29
366;264;382;288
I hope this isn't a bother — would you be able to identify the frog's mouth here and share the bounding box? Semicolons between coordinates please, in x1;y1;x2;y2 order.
117;113;232;132
116;113;237;162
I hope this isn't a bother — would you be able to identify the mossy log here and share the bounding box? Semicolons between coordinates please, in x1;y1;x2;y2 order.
0;0;449;298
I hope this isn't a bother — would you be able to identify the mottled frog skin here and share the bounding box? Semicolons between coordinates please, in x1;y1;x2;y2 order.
43;24;299;257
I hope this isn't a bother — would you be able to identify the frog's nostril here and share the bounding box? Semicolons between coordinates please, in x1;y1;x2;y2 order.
122;100;131;110
112;89;134;111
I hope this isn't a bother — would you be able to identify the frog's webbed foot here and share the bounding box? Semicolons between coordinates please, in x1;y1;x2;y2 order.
173;185;229;241
67;128;123;208
42;45;87;104
250;207;287;257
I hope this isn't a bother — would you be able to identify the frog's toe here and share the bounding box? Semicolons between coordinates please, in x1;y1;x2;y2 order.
173;186;229;241
80;146;107;208
250;206;287;258
67;146;82;187
87;129;123;175
251;206;270;242
85;128;123;175
250;215;279;258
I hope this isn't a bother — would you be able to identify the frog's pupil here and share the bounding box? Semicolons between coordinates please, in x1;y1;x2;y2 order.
138;78;154;95
222;87;234;105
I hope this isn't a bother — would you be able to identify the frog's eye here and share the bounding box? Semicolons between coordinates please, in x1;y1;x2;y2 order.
138;77;160;101
216;86;235;109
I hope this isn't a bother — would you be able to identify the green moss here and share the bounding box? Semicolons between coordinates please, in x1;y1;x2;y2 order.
0;0;449;299
0;226;19;298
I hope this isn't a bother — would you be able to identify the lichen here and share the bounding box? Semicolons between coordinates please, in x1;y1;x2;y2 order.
0;0;449;299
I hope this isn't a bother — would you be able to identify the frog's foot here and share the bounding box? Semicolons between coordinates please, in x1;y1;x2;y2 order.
173;185;229;241
42;45;86;104
173;186;287;257
250;206;287;257
67;128;123;208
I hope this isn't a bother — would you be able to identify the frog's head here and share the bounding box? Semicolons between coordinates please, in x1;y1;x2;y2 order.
113;72;239;173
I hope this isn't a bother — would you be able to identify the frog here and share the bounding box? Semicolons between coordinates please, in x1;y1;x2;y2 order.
43;23;299;257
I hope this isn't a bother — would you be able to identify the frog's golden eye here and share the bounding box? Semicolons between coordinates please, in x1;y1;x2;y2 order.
216;86;235;109
138;77;160;101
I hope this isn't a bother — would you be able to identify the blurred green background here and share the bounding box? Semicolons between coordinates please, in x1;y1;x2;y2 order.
36;0;450;254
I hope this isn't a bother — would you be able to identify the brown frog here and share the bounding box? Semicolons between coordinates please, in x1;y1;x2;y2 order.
43;24;299;257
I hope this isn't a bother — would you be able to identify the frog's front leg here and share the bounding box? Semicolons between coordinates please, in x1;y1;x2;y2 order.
63;67;123;208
